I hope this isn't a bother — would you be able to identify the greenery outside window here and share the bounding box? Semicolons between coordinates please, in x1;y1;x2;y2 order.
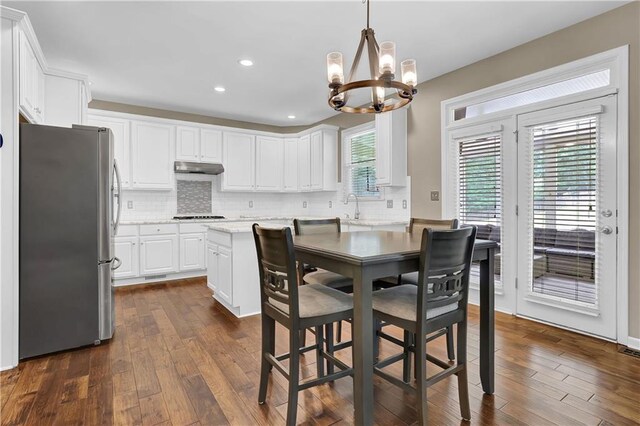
343;123;381;199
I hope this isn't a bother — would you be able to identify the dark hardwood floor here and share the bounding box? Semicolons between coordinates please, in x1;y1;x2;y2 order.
1;278;639;425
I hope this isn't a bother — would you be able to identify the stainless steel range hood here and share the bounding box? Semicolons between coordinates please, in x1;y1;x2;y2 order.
174;161;224;175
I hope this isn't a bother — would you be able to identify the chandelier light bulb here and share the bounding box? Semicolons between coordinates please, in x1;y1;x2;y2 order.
327;52;344;84
373;86;385;104
401;59;417;86
379;41;396;75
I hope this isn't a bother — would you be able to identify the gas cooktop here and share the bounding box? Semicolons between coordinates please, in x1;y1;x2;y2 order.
172;215;226;220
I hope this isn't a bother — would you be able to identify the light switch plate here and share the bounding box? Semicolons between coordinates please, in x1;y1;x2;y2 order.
303;201;308;208
402;200;407;209
430;191;440;201
249;200;254;208
127;201;133;209
387;200;393;208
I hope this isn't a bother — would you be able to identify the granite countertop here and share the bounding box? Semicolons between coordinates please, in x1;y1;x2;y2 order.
121;216;408;233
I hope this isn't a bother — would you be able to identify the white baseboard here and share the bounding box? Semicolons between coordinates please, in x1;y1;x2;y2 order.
113;271;205;287
0;363;17;372
627;336;640;350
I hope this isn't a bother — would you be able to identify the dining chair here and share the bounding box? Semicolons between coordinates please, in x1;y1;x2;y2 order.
400;218;459;361
294;218;353;345
253;224;354;426
372;226;477;424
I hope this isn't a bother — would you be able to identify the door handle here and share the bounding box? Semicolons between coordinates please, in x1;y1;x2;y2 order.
600;226;613;235
111;257;122;270
113;159;123;235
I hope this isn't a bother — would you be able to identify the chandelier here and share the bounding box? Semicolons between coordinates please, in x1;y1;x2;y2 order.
326;0;417;113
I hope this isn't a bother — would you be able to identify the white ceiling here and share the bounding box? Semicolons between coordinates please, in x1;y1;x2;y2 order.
7;1;626;126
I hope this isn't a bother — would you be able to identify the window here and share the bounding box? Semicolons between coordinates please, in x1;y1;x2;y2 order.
453;69;610;121
458;135;502;225
343;124;381;198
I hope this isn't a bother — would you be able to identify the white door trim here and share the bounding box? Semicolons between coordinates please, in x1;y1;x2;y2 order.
441;46;629;345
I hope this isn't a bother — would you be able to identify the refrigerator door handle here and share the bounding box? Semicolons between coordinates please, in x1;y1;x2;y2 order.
111;256;122;271
113;159;123;236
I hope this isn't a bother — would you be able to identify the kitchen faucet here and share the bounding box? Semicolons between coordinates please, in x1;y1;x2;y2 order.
345;193;360;220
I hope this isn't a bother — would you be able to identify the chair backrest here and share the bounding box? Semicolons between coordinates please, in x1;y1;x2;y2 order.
252;224;299;322
416;226;476;320
408;218;459;235
293;218;341;236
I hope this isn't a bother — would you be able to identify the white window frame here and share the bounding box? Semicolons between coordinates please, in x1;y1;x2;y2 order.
342;121;384;201
441;46;629;346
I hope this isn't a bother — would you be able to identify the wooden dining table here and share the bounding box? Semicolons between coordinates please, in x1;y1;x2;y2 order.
293;230;499;425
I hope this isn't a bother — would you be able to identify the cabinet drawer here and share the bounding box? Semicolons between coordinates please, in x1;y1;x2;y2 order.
207;229;231;247
140;223;179;235
179;223;209;234
116;224;138;237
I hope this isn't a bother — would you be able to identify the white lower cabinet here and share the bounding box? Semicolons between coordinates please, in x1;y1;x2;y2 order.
216;246;233;305
180;233;205;271
139;234;179;275
206;243;233;305
114;236;139;279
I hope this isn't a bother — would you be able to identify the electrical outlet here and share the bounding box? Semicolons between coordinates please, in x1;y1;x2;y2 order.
402;200;407;209
387;200;393;208
127;201;133;209
303;201;307;208
329;201;332;208
249;200;254;208
430;191;440;201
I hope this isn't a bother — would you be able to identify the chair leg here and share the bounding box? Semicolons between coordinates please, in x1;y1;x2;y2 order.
300;328;306;348
287;329;300;426
402;330;412;383
415;330;428;425
456;320;471;421
373;319;382;362
336;321;342;343
446;326;455;361
258;315;275;404
315;326;324;378
325;323;335;375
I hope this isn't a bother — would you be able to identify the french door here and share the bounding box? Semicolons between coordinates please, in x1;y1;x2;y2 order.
516;96;618;339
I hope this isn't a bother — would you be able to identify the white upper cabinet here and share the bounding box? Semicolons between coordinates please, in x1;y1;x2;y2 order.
44;74;88;128
283;138;299;192
19;31;45;123
87;115;131;188
310;131;323;190
131;120;175;190
375;108;407;186
176;126;200;162
200;129;223;163
297;129;337;192
255;136;284;191
298;135;311;190
222;132;255;191
176;126;222;163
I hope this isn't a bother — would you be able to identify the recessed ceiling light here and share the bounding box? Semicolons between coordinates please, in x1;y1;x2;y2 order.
287;115;296;119
238;59;254;67
214;86;226;92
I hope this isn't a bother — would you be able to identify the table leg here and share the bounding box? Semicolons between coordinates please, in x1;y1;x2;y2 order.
480;249;495;394
352;268;374;425
479;248;495;394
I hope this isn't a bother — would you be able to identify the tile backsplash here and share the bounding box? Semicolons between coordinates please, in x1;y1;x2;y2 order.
177;180;212;214
121;174;411;221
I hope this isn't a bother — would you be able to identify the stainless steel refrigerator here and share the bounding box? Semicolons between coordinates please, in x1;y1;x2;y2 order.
19;123;122;359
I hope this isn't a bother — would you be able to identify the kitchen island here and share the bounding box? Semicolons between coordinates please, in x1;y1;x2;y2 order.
203;218;407;317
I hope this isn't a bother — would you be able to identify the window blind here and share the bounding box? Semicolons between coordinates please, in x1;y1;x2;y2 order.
529;117;598;304
346;130;379;197
458;135;501;225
